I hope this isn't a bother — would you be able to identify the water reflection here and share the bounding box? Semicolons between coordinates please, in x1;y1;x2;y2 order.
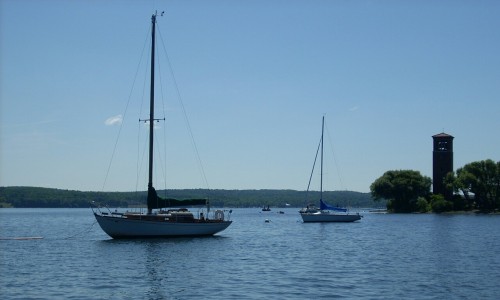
144;241;168;300
99;237;227;299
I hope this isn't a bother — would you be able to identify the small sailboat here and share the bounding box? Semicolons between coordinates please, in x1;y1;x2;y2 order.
92;13;232;238
299;116;362;223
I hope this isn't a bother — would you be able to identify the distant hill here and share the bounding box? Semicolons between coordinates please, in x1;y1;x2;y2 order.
0;186;382;208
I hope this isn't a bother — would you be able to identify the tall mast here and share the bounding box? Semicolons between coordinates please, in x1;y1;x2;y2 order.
147;13;156;214
320;116;324;201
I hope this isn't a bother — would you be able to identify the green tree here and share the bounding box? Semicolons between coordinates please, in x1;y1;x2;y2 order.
449;159;500;211
430;194;453;213
444;173;470;210
416;197;431;213
370;170;432;213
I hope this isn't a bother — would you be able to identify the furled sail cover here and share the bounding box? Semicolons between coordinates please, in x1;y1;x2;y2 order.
147;187;207;210
320;199;347;212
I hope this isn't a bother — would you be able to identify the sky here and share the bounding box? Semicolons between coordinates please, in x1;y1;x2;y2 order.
1;0;499;193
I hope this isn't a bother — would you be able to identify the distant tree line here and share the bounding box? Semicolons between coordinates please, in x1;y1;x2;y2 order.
370;159;500;213
0;187;131;208
0;186;379;209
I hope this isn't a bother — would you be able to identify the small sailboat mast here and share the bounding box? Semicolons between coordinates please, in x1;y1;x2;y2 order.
147;13;157;214
320;116;324;204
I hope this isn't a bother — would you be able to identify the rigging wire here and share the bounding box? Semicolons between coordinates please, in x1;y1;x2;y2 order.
153;128;168;192
156;25;211;195
101;16;212;202
101;25;151;193
304;117;346;207
127;20;167;204
305;136;322;205
154;31;169;198
324;119;345;191
136;27;152;194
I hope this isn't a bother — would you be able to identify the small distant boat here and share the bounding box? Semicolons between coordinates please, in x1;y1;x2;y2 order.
300;200;361;222
262;205;271;211
299;116;362;223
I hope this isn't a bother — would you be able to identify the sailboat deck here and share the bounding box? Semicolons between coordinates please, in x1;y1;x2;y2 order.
98;209;228;223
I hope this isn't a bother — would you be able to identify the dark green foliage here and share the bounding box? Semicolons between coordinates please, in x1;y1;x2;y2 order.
154;189;378;208
370;170;432;213
450;194;469;211
0;186;378;208
0;187;132;208
447;159;500;211
430;194;453;213
416;197;430;213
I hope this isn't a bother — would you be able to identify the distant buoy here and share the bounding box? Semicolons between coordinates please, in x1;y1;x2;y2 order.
265;219;270;223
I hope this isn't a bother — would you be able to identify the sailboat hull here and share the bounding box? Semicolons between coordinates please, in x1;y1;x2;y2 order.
94;213;232;238
300;212;361;223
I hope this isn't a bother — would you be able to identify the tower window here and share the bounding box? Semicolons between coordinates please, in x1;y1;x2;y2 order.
438;141;448;151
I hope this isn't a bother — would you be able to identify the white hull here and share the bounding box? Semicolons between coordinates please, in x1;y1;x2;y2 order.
300;212;361;223
94;213;232;238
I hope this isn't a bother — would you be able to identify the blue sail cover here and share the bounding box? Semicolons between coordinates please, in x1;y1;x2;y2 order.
320;199;347;212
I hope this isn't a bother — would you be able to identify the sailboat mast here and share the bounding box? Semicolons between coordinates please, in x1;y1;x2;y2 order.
147;14;156;214
320;116;324;201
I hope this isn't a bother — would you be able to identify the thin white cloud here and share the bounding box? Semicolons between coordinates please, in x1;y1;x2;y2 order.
105;115;123;126
349;106;359;112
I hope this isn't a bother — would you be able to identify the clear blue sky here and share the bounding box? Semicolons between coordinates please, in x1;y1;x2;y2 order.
1;0;499;193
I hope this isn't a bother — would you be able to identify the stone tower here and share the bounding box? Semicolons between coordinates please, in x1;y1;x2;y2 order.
432;132;454;200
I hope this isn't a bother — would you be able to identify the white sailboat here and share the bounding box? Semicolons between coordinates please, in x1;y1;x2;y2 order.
92;13;232;238
299;116;362;223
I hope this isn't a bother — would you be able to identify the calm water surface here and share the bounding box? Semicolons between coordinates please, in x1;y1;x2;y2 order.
1;208;499;299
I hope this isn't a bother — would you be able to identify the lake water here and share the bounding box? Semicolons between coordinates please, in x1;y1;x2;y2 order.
1;208;499;299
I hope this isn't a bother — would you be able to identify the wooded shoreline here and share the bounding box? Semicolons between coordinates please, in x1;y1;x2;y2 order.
0;186;379;209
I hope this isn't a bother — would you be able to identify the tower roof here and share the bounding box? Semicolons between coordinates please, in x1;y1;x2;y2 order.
432;132;454;139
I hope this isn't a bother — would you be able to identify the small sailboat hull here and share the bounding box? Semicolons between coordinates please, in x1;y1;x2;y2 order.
94;213;232;238
300;212;361;223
